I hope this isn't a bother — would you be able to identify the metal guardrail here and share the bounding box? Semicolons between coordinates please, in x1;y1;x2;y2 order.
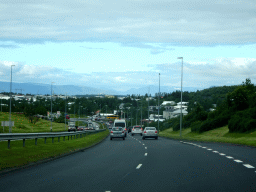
0;129;106;149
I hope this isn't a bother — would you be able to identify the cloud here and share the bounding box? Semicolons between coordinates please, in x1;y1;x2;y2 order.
0;0;255;46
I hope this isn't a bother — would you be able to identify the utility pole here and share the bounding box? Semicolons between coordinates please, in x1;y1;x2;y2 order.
141;104;142;126
9;65;15;133
65;93;67;131
148;87;150;127
158;73;160;133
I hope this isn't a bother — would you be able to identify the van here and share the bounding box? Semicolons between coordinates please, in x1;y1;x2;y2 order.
113;119;127;137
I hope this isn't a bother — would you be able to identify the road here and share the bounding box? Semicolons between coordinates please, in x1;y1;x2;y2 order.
1;133;256;192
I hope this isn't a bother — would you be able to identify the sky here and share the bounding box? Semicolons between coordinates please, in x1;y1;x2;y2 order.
0;0;256;94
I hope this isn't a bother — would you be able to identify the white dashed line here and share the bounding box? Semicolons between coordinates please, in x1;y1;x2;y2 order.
202;147;206;148
139;141;141;143
136;164;142;169
243;164;255;168
213;151;219;153
226;156;234;159
234;160;243;163
219;153;226;156
143;144;145;145
145;153;147;156
145;147;147;149
207;149;212;150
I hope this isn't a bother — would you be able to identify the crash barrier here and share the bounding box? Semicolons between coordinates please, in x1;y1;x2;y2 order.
0;129;106;149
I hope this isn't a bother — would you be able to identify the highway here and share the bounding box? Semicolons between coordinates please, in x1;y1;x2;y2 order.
1;133;256;192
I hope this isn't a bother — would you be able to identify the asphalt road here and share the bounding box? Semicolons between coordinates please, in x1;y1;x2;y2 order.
1;133;256;192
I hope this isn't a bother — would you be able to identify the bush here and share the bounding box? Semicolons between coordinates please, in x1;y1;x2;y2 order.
191;121;202;133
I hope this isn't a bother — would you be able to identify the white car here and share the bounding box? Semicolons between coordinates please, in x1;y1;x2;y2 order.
142;127;158;140
131;125;143;136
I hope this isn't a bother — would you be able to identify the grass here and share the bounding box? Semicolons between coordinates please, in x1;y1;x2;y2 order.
0;129;109;172
0;112;70;133
159;125;256;147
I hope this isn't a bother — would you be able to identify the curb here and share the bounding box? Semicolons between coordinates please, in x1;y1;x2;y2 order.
0;132;110;177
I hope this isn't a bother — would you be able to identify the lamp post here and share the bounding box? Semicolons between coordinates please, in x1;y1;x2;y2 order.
0;90;4;113
148;87;150;126
50;82;55;132
158;73;160;133
9;65;15;133
177;57;183;137
65;93;67;131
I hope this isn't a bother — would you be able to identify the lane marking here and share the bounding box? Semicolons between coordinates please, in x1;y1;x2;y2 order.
219;153;226;156
136;164;142;169
202;147;206;148
207;149;212;150
234;160;243;163
213;151;219;153
145;147;147;149
145;153;147;156
226;156;234;159
243;164;255;168
143;144;145;145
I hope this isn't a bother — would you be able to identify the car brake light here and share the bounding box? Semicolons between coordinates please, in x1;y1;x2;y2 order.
122;131;124;133
125;128;127;131
155;130;157;133
132;128;134;131
111;131;113;133
144;131;146;133
141;128;143;131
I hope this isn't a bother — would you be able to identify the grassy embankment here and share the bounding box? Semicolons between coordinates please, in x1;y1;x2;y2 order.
0;112;109;172
159;125;256;147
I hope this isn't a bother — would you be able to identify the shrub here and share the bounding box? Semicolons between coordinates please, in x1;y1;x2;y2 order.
191;121;202;133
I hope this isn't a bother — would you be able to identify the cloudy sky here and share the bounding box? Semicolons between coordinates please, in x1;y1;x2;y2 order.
0;0;256;94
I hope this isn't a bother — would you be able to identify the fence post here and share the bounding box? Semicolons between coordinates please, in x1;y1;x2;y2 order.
52;137;54;143
44;137;47;144
68;136;69;140
35;138;37;145
8;140;10;149
23;139;25;147
63;136;65;141
71;135;72;140
58;137;60;142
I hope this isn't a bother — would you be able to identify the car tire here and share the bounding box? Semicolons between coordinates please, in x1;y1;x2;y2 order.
155;137;158;140
132;134;133;136
110;137;112;140
123;137;125;140
141;133;142;136
142;137;145;140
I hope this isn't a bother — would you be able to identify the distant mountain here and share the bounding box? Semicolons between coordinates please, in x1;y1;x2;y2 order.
0;81;118;95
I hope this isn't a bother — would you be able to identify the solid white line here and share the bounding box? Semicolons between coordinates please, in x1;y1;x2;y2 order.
226;156;234;159
219;153;226;155
145;147;147;149
213;151;219;153
207;149;212;150
243;164;255;168
234;160;243;163
136;164;142;169
145;153;147;156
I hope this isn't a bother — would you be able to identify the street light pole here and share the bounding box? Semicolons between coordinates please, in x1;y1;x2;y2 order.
177;57;183;137
50;82;54;132
158;73;160;133
148;87;150;126
9;65;15;133
65;93;67;131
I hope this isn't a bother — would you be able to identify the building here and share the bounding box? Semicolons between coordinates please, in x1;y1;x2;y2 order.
163;109;188;119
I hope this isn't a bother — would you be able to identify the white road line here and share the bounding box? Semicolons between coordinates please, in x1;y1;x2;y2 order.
219;153;226;156
202;147;206;148
145;147;147;149
243;164;255;168
105;191;111;192
234;160;243;163
207;149;212;150
139;141;141;143
226;156;234;159
143;144;145;145
145;153;147;156
136;164;142;169
213;151;219;153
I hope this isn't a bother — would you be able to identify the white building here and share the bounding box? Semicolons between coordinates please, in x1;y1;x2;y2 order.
161;101;176;106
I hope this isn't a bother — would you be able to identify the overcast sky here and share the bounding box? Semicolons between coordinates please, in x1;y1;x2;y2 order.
0;0;256;94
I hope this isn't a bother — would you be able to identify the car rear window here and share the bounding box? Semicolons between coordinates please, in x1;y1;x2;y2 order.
134;127;141;129
115;123;125;127
145;128;156;130
112;128;123;131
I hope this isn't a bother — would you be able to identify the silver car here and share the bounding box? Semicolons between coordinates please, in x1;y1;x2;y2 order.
142;127;158;140
110;127;125;140
131;125;143;136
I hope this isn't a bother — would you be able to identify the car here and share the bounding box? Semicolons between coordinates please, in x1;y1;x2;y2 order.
110;127;125;140
131;125;143;136
127;126;133;133
142;127;158;140
77;126;85;131
68;126;76;132
113;119;127;137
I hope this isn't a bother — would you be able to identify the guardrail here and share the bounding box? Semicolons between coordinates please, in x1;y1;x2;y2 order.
0;129;106;149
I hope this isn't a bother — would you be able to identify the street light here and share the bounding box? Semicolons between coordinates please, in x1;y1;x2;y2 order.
9;65;15;133
0;90;4;113
158;73;160;133
177;57;183;137
50;82;55;132
65;93;67;131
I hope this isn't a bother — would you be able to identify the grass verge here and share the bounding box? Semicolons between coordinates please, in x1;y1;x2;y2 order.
0;129;109;172
159;125;256;147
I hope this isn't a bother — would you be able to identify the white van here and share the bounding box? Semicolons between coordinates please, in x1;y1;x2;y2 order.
113;119;127;137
